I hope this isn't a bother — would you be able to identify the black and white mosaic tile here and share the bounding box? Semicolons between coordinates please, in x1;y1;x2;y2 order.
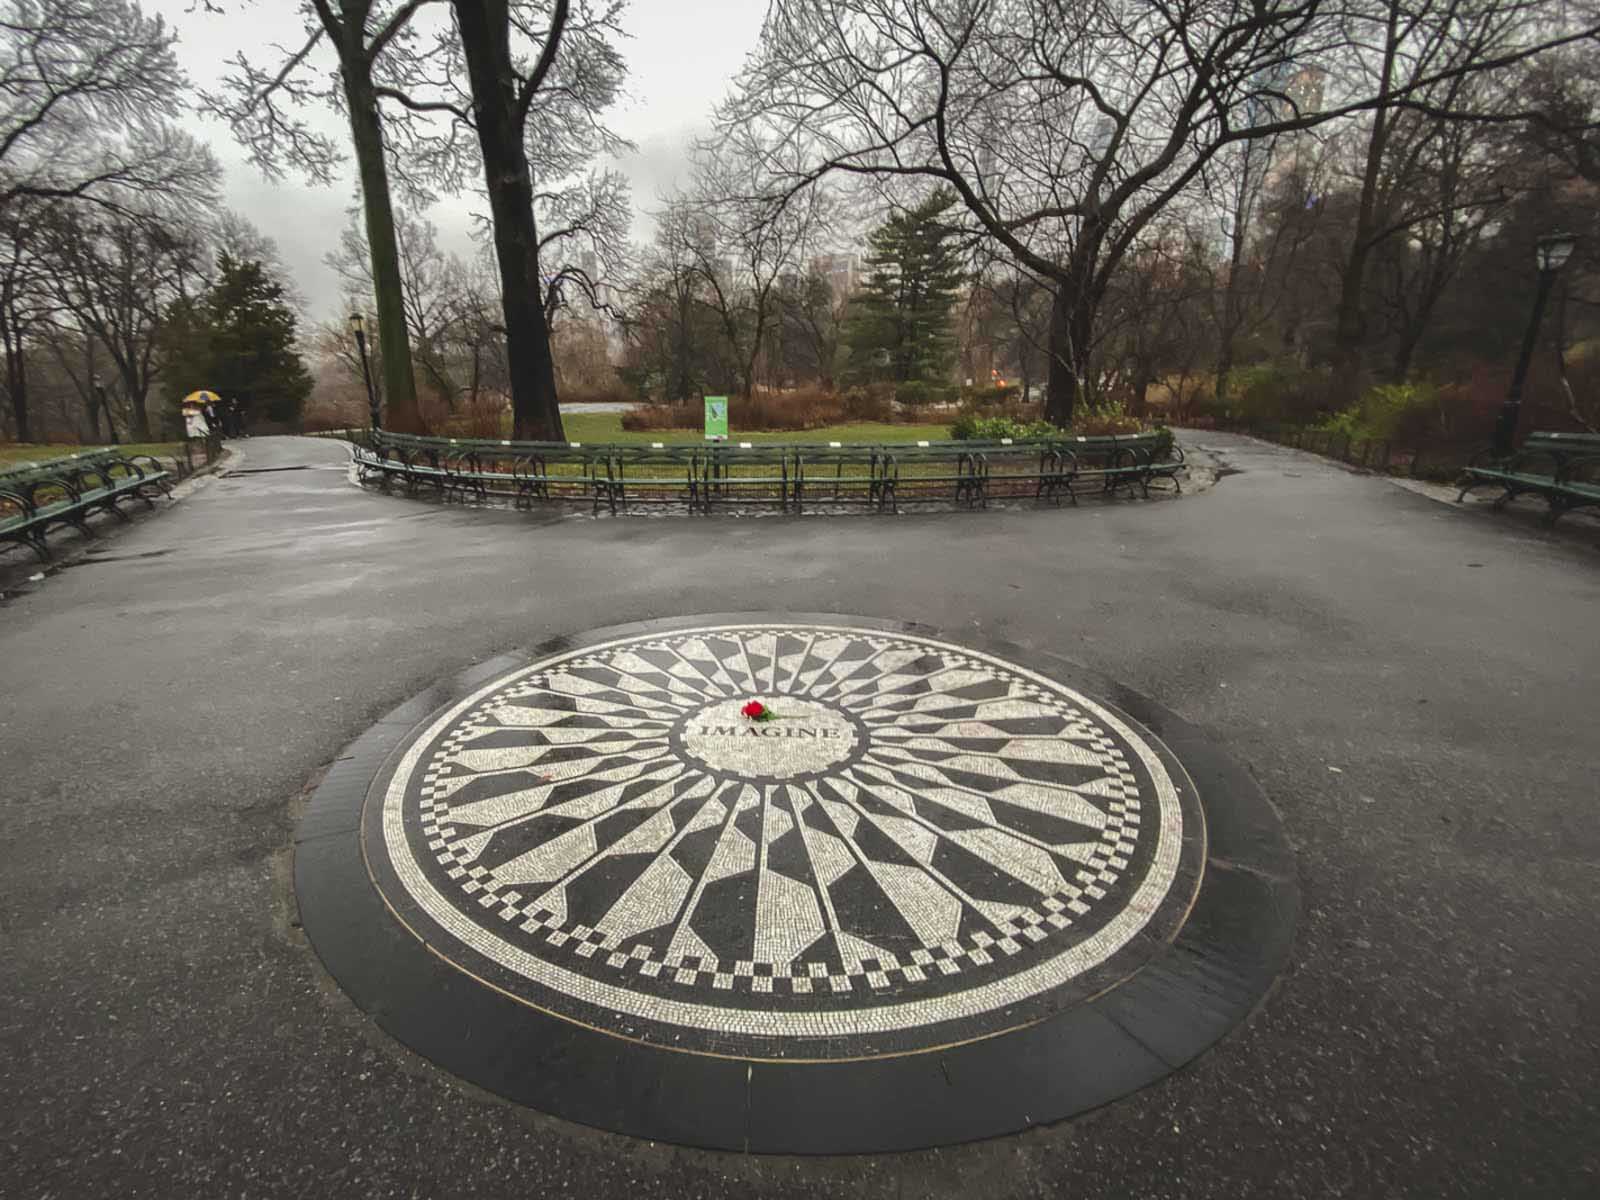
370;624;1201;1058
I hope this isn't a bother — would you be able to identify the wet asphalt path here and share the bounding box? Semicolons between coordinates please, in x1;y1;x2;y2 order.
0;433;1596;1199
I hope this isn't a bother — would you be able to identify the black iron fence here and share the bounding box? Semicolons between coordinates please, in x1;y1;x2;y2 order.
180;433;223;477
1220;423;1484;482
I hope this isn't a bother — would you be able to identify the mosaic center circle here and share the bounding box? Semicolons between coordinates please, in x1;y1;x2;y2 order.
373;623;1197;1057
677;697;860;779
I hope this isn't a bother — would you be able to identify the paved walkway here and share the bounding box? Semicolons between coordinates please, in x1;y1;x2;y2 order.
1;433;1596;1198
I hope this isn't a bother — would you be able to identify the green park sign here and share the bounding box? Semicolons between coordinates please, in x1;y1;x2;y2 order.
704;396;729;441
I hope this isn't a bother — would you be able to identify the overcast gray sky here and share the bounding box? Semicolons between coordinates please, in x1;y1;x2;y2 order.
157;0;769;319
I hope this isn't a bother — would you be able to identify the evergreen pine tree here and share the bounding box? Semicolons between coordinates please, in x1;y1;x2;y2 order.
843;189;965;386
164;253;313;425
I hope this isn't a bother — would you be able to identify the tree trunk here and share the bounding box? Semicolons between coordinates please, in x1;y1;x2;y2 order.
1;325;27;443
1331;0;1401;410
1215;208;1248;411
127;380;151;440
1215;338;1235;412
1130;359;1152;418
1390;326;1422;383
7;349;30;443
453;0;565;442
338;54;420;433
83;334;100;442
1044;289;1093;426
1017;332;1031;408
1330;249;1372;408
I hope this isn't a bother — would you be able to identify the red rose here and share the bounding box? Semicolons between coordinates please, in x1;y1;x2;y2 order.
741;700;766;719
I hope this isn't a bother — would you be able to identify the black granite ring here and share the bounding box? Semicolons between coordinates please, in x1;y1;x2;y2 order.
294;613;1297;1153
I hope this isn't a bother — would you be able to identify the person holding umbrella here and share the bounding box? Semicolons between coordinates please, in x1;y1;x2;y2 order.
181;390;220;439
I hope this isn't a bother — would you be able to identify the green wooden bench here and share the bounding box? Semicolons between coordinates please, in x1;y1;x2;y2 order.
1457;431;1600;524
358;432;608;507
1031;434;1179;505
598;444;702;513
0;450;173;561
791;445;891;511
702;443;791;512
510;448;604;507
876;442;985;511
351;429;1186;516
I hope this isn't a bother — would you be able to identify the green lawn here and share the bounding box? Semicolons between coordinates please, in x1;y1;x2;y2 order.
0;441;185;468
557;413;952;445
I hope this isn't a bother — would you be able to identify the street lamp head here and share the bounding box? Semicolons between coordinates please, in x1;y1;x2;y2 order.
1536;233;1577;273
348;311;366;337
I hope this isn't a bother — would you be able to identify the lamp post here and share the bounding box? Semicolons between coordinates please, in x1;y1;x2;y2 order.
1492;232;1578;455
350;312;380;432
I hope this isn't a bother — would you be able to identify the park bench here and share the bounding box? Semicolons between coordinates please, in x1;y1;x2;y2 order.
1126;437;1187;496
1034;433;1183;505
359;432;612;508
0;450;173;561
936;438;1067;505
351;428;1186;516
596;444;702;513
352;438;414;491
511;448;604;507
702;443;791;512
1456;430;1600;524
876;442;986;511
790;444;892;510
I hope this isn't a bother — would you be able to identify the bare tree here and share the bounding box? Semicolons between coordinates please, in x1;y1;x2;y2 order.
724;0;1598;424
328;207;467;404
776;268;848;389
448;0;628;438
202;0;428;430
0;201;56;440
1320;0;1552;403
668;150;835;398
621;213;724;402
0;0;220;439
40;204;210;439
0;0;218;216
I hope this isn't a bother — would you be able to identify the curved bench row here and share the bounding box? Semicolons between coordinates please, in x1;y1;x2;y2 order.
351;430;1185;514
0;450;173;560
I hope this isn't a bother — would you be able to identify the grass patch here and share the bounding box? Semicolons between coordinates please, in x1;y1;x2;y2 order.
0;441;185;468
558;413;952;446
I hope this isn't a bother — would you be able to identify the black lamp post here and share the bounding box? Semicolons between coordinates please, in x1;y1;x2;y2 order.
1492;232;1578;455
350;311;380;432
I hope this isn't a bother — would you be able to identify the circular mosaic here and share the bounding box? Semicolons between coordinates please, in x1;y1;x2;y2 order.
369;623;1202;1058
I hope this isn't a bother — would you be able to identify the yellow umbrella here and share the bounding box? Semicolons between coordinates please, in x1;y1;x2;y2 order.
182;390;221;409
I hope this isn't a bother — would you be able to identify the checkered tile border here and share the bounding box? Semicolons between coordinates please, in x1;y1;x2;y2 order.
410;631;1148;994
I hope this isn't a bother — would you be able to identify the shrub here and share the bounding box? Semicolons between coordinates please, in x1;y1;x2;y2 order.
895;379;958;407
1318;381;1439;444
841;384;893;422
1072;398;1144;437
1224;361;1334;427
421;391;510;438
621;401;700;431
950;413;1057;441
736;388;846;430
961;382;1023;406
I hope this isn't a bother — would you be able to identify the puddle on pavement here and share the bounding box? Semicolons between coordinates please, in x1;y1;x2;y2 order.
77;548;176;565
1;547;176;599
222;465;314;476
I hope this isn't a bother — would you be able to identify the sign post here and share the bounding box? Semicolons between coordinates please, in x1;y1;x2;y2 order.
704;396;728;441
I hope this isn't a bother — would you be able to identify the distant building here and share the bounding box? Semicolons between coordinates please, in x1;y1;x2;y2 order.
1282;66;1325;118
811;252;861;300
1259;64;1328;193
575;249;606;309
